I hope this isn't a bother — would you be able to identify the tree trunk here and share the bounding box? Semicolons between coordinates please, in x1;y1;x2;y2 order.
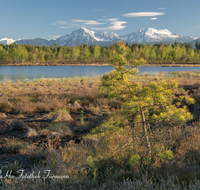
141;109;151;158
131;123;136;153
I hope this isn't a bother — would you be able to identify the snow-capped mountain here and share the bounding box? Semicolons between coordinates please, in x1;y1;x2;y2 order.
0;27;198;46
55;27;121;46
54;27;198;46
0;38;16;45
95;31;120;42
55;27;98;46
55;34;70;46
120;28;198;44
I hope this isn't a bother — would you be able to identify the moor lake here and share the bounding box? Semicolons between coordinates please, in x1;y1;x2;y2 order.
1;65;200;82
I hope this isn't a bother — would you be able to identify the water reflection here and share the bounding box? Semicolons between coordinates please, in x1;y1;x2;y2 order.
0;65;200;83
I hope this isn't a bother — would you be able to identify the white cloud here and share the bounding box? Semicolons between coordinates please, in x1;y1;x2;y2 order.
159;8;166;10
194;25;200;28
71;20;105;25
123;12;165;17
52;18;126;31
53;19;104;29
92;18;127;30
60;26;74;29
151;17;157;20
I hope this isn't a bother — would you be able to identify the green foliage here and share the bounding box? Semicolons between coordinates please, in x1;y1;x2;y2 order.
93;44;101;60
44;53;50;61
0;40;200;64
129;154;140;166
195;40;200;50
28;52;35;63
153;144;174;161
100;42;195;125
100;42;195;157
72;45;80;60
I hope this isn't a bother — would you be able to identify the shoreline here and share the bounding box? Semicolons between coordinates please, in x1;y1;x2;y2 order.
2;62;200;67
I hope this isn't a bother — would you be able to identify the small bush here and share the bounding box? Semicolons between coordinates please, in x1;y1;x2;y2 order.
10;120;29;132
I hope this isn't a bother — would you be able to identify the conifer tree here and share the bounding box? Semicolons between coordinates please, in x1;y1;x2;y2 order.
195;41;200;50
100;42;195;157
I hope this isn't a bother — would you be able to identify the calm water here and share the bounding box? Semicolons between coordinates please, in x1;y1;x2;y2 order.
1;65;200;82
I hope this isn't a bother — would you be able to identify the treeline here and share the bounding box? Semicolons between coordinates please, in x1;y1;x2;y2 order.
0;41;200;64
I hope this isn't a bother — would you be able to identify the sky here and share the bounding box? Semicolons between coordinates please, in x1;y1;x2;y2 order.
1;0;200;40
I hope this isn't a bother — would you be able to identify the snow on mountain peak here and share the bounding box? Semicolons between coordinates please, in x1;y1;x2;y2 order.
0;38;16;45
95;31;120;41
80;27;88;31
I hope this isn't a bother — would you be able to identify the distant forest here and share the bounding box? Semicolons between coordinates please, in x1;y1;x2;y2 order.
0;41;200;64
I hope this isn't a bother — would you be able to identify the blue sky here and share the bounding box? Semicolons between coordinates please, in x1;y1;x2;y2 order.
1;0;200;40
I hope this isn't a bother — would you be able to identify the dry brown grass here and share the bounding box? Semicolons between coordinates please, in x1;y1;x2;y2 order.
0;77;102;114
0;97;12;112
1;73;200;189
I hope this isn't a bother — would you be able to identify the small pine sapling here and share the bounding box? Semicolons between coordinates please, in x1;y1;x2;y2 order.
99;42;195;158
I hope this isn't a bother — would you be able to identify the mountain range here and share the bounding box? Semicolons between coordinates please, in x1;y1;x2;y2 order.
0;27;199;47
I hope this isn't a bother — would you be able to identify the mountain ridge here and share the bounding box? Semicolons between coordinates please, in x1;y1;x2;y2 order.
1;27;199;47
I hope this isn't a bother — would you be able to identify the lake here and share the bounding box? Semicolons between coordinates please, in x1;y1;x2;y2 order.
1;65;200;83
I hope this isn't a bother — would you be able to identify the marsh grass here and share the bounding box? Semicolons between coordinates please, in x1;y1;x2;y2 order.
1;73;200;189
